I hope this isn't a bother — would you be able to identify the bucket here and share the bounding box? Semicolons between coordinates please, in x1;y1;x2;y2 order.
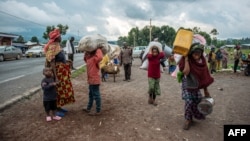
173;29;193;56
197;97;215;115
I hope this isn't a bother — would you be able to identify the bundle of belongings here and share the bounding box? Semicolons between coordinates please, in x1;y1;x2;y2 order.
78;34;109;55
140;41;173;70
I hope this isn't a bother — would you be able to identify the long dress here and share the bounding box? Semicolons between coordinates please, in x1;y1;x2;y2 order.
45;43;75;107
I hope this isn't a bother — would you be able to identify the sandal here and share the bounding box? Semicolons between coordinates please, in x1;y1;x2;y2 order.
152;100;158;106
56;111;65;117
183;120;192;130
52;116;62;121
82;109;91;113
60;108;68;113
46;116;52;122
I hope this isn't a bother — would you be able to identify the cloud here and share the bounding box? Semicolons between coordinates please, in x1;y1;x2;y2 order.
0;0;249;41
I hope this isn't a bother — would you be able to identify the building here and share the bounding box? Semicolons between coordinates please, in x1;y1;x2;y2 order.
0;32;19;45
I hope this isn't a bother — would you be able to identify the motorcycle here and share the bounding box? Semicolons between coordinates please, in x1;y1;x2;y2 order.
241;59;250;76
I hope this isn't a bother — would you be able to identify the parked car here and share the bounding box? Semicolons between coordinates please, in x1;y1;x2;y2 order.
0;45;22;62
25;45;45;58
132;46;146;58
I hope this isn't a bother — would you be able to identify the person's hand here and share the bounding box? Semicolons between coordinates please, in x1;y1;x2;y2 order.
55;77;60;84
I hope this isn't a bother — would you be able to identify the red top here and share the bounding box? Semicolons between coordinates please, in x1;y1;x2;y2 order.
147;52;165;79
84;49;103;85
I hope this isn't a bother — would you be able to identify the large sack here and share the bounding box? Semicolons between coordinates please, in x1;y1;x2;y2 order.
142;41;163;61
108;44;121;59
102;64;120;74
78;34;109;54
163;45;173;58
193;34;206;45
140;41;164;70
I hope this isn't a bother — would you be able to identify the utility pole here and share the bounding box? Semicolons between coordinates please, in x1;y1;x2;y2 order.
149;18;152;42
77;30;80;41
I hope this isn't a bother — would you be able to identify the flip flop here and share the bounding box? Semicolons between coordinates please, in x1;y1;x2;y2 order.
46;116;52;122
56;111;65;117
60;108;68;113
52;116;62;121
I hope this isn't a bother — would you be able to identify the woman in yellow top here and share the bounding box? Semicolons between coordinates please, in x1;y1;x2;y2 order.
100;54;110;81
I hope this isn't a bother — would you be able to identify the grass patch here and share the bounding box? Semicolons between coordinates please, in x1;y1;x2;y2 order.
71;66;86;78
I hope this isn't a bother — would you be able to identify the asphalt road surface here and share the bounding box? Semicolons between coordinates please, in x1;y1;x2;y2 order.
0;53;84;104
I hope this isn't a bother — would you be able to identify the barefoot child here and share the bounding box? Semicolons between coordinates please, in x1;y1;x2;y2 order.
41;67;62;121
147;42;165;106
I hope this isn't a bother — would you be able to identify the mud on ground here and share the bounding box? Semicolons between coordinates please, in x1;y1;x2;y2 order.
0;58;249;141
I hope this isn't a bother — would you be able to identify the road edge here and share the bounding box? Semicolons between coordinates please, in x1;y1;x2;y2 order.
0;65;85;112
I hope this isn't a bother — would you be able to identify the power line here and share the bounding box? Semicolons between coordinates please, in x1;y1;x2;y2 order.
0;10;46;27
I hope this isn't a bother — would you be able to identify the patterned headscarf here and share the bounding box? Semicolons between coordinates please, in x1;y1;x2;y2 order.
44;28;61;53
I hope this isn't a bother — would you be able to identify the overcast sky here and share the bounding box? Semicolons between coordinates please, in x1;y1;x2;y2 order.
0;0;249;41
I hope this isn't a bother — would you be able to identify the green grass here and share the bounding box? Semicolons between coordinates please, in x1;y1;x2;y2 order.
71;66;86;78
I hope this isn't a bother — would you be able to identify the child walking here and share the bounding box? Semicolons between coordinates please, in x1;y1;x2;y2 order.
41;67;62;121
83;48;103;116
147;42;165;106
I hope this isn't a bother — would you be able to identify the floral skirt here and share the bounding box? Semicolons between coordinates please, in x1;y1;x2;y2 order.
181;77;205;120
56;62;75;107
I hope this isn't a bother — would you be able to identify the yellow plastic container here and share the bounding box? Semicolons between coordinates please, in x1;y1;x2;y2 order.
173;29;193;56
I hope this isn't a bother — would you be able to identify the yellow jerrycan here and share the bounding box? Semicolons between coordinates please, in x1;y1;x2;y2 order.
173;29;193;56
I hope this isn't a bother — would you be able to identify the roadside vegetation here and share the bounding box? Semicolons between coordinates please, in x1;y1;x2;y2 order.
71;66;86;78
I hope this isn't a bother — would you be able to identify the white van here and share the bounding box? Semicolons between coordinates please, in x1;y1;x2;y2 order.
132;46;146;58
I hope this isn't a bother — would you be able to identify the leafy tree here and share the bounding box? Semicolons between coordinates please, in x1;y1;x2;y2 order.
117;36;128;46
16;36;25;43
61;40;67;47
210;28;219;36
159;25;176;47
43;24;69;40
30;36;39;43
192;27;201;34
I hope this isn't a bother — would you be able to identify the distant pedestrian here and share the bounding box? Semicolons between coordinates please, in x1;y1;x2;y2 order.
178;43;214;130
208;46;216;74
120;42;133;82
83;48;103;116
66;36;76;70
220;47;229;69
168;54;176;74
215;48;223;70
233;45;242;73
147;42;165;106
41;67;62;122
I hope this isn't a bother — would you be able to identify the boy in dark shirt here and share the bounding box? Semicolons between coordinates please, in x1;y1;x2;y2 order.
41;67;62;121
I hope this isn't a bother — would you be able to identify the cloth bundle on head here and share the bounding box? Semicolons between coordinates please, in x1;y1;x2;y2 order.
193;34;206;46
140;41;163;70
44;28;61;52
78;34;109;55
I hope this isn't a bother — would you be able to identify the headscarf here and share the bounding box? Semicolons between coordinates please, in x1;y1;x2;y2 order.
44;28;61;53
179;43;214;90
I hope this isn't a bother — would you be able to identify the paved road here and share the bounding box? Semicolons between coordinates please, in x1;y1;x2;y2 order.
0;53;84;104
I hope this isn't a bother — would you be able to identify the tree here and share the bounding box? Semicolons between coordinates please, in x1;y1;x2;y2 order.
43;24;69;40
192;27;201;34
16;36;25;43
210;28;219;46
159;25;176;46
30;36;39;43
